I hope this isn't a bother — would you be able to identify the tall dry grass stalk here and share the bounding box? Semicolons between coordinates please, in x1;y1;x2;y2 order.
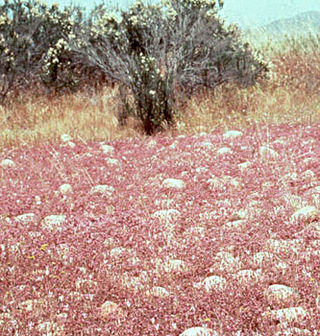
0;32;319;151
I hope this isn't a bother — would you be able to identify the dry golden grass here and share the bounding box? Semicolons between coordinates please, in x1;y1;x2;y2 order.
0;33;319;151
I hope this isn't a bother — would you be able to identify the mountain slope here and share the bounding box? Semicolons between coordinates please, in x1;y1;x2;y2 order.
259;11;320;35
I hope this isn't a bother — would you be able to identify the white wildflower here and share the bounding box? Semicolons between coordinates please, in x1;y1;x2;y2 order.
68;32;76;40
0;15;6;25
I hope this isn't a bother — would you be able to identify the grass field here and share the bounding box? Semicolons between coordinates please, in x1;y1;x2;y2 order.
0;32;319;335
0;32;319;151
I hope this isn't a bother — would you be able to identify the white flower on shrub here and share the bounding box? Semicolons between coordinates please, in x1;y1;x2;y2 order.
0;33;5;44
0;15;7;26
56;38;70;51
30;6;40;17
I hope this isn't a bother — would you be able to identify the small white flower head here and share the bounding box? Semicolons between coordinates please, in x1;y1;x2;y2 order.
0;15;7;26
55;38;69;51
167;8;177;19
68;17;74;25
68;32;76;40
31;6;40;16
149;90;156;95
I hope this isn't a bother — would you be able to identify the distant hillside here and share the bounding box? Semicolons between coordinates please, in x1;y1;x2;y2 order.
259;11;320;35
240;11;320;45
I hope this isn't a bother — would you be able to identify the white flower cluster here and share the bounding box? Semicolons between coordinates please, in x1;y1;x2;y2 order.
1;48;15;63
139;53;157;71
127;2;161;27
206;9;216;18
0;13;13;26
251;49;265;64
94;12;119;31
89;12;122;41
42;38;69;74
61;19;74;31
183;0;217;9
101;12;120;24
89;26;101;39
55;38;70;51
68;32;76;40
30;6;41;17
67;17;74;26
0;33;14;64
0;33;5;45
0;15;7;26
166;7;177;20
128;14;140;26
133;53;164;97
44;47;59;67
41;8;61;25
264;58;276;80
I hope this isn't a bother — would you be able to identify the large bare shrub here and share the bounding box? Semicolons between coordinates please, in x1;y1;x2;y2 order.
72;0;271;134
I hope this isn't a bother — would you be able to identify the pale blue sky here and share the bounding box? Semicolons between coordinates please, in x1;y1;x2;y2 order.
43;0;320;28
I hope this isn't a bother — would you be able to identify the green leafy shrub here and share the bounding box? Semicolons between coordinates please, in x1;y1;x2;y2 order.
0;0;93;102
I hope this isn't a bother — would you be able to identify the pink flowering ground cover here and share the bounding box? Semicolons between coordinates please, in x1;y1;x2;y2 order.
0;123;320;335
